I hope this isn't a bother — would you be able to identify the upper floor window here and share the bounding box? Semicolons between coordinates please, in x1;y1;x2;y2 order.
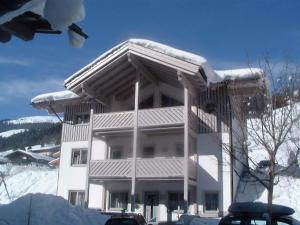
161;94;182;107
74;113;90;124
175;143;184;157
139;95;154;109
143;146;155;158
69;190;85;207
110;146;123;159
71;148;87;166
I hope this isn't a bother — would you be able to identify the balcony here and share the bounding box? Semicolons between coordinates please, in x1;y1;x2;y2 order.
93;106;185;131
89;157;196;180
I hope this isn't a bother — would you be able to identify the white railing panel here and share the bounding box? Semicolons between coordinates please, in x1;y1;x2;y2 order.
89;157;196;179
93;111;134;130
139;106;184;127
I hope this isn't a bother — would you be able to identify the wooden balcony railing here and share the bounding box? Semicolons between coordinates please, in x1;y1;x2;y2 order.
93;106;184;131
89;157;196;180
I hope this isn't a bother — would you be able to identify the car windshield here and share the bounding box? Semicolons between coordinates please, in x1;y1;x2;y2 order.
106;218;139;225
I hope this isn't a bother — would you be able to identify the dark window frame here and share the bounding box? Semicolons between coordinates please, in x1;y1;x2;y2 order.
68;190;85;207
71;148;88;166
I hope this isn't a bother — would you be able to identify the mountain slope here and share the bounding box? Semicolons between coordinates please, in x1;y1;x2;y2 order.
0;116;62;151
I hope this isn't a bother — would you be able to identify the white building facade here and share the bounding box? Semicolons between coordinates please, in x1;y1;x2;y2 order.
32;39;263;222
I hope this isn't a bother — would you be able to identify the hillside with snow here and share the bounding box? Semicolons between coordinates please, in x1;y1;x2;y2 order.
5;116;60;124
0;129;28;138
0;165;58;204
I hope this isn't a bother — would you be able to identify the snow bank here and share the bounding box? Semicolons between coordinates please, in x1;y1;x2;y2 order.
0;193;110;225
237;176;300;220
31;90;79;104
0;129;28;138
6;116;60;124
0;165;58;203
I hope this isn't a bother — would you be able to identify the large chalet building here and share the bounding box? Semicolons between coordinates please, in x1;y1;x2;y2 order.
32;39;264;222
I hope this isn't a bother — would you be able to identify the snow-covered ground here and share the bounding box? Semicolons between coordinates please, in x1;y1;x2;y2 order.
0;193;110;225
236;102;300;220
0;165;58;203
6;116;60;124
0;129;28;138
237;175;300;220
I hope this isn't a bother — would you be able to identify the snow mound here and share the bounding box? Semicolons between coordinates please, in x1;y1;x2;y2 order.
237;176;300;220
0;165;58;203
0;193;110;225
0;129;28;138
31;90;79;104
6;116;60;124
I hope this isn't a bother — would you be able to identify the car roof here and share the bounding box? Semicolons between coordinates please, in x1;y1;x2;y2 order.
228;202;295;216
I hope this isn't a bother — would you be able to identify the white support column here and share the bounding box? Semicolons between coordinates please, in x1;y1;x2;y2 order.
131;74;140;212
183;87;189;213
84;108;94;207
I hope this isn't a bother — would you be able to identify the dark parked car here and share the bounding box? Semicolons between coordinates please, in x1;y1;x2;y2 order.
103;212;147;225
219;202;299;225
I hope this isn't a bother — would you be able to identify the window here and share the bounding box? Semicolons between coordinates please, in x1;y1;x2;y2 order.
161;94;182;107
69;191;85;207
175;143;184;157
168;192;184;211
71;149;87;165
204;192;218;212
139;95;154;109
74;113;90;124
111;146;122;159
143;146;155;158
110;192;128;210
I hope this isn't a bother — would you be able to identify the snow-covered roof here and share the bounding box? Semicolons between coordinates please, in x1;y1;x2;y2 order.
31;90;80;105
0;0;85;31
215;68;264;82
65;39;263;87
5;150;53;162
65;39;220;86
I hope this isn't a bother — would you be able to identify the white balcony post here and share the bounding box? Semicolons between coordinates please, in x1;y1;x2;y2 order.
84;108;94;207
131;73;140;212
183;87;189;213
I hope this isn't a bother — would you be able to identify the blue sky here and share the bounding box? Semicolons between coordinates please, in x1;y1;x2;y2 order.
0;0;300;119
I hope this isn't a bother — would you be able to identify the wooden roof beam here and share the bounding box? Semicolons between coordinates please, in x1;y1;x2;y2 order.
177;71;197;98
128;53;158;85
81;83;108;105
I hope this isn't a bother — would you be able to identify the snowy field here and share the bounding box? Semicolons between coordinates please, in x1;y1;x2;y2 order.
0;129;28;138
0;165;58;203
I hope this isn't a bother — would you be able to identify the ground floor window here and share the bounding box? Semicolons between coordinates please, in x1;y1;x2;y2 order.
68;190;85;207
204;192;219;212
110;192;128;210
168;192;184;211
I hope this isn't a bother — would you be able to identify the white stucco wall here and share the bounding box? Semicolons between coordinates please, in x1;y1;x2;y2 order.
57;139;106;203
197;132;232;216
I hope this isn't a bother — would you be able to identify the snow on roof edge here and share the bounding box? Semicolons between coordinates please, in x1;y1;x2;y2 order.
215;68;264;82
31;90;80;105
